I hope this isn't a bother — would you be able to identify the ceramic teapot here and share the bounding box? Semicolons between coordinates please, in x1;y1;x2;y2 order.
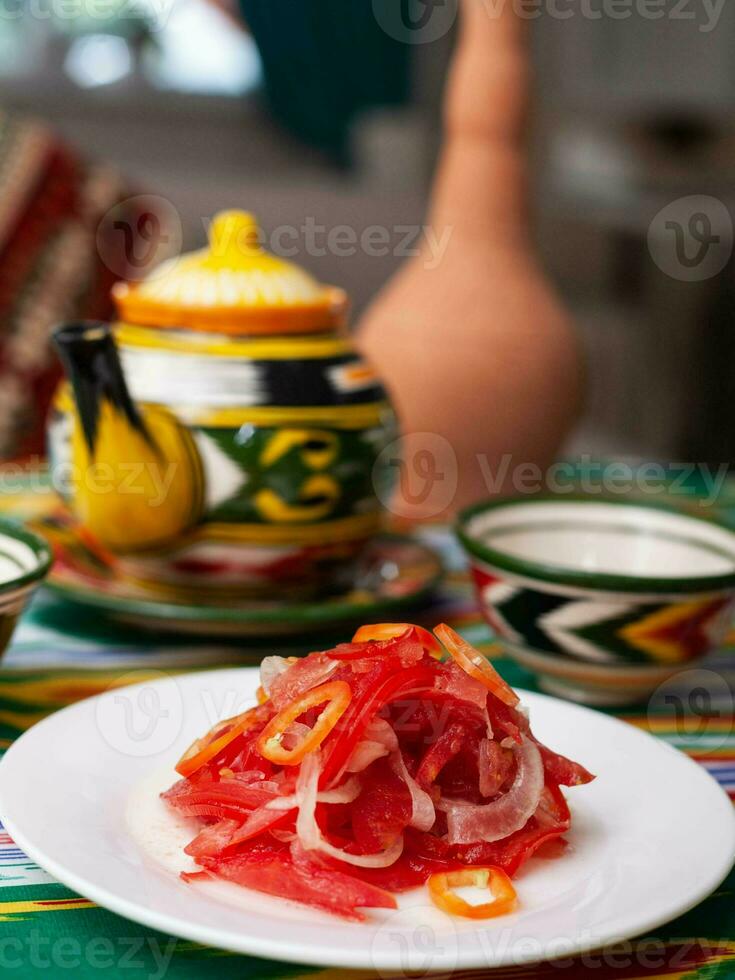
48;211;394;597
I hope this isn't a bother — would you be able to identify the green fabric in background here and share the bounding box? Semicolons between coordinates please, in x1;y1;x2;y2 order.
239;0;411;159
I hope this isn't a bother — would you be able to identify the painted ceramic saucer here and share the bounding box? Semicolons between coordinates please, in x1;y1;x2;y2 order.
34;513;443;637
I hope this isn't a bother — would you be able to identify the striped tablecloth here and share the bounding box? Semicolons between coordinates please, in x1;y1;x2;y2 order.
0;478;733;979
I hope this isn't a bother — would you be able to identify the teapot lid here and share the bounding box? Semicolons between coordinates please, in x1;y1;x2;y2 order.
112;211;348;335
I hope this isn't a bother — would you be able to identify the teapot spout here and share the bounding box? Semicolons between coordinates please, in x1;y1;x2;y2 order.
53;321;150;456
52;322;203;553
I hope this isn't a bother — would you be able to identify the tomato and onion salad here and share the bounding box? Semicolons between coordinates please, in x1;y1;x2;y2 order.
163;623;594;922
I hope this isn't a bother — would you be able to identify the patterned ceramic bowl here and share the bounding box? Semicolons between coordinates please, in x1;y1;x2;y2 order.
457;497;735;706
0;520;52;657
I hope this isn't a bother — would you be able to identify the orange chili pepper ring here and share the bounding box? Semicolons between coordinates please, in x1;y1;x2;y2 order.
257;680;352;765
428;867;518;919
176;707;260;778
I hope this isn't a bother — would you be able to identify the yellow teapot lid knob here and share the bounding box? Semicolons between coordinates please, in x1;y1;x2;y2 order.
209;210;263;262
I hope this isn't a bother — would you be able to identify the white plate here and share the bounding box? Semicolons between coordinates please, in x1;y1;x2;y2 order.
0;669;733;973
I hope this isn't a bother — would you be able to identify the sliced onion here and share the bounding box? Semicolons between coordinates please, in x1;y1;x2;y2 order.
230;769;267;783
259;656;293;694
441;736;544;845
392;752;435;832
265;775;362;810
296;753;403;868
269;655;339;708
316;776;362;805
253;780;282;794
264;797;298;812
281;721;311;752
270;829;297;843
478;740;497;799
364;717;399;751
345;739;390;772
266;779;361;811
346;718;399;770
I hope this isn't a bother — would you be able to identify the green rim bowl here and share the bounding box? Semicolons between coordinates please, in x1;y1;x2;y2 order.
457;496;735;705
0;519;53;657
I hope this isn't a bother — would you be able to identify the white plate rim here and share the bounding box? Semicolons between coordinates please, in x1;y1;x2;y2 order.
1;669;734;972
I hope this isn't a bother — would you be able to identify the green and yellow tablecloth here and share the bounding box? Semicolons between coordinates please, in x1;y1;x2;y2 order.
0;476;734;979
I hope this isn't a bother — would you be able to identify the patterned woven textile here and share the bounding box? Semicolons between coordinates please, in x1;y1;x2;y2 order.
0;476;733;978
0;111;146;461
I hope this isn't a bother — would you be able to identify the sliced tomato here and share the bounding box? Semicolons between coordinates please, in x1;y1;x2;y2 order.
478;738;515;799
485;821;569;876
537;780;571;828
384;690;484;756
466;780;570;873
184;819;240;859
352;623;442;657
351;757;412;851
434;624;519;707
222;804;293;849
328;624;441;669
193;843;396;921
162;780;281;824
320;662;437;787
415;721;467;786
162;781;277;810
221;739;276;778
330;632;423;667
313;850;456;893
165;622;595;920
535;741;595;787
405;793;570;878
437;661;489;711
486;694;526;743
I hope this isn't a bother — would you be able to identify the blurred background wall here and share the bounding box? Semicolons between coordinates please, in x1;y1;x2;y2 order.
1;0;733;465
